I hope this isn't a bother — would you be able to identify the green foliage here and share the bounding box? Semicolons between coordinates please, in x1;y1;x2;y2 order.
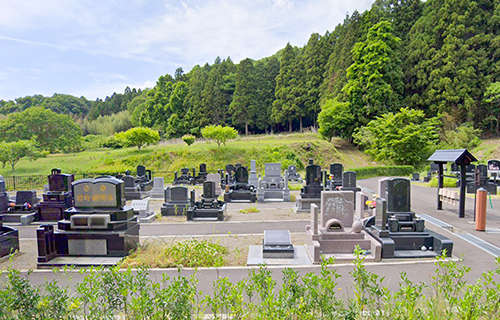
343;20;404;130
317;99;354;141
82;110;132;136
272;43;306;131
429;177;458;188
229;58;257;135
114;127;160;150
201;125;238;148
3;254;500;318
353;165;414;179
182;134;196;146
354;107;440;167
0;140;45;171
122;239;228;268
440;123;482;150
483;82;500;135
81;135;124;150
239;206;260;214
0;107;83;153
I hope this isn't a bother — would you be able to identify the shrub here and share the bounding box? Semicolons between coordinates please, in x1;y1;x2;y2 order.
182;134;196;146
429;177;458;188
201;125;238;148
353;165;414;179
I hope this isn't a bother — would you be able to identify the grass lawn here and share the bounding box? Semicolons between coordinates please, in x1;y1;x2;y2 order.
0;132;373;178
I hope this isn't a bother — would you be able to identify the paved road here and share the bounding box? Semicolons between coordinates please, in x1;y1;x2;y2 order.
3;177;500;296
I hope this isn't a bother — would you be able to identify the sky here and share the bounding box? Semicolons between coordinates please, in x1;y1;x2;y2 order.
0;0;374;102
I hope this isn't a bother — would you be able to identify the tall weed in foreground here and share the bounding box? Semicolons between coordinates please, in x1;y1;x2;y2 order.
349;246;388;318
1;253;500;319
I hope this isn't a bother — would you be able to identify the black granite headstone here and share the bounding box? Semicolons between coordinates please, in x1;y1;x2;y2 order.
170;186;189;202
386;178;411;213
235;167;249;184
73;177;125;208
203;181;216;199
330;163;343;180
342;171;357;188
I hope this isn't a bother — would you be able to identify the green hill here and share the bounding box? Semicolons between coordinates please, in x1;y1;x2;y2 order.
0;133;373;179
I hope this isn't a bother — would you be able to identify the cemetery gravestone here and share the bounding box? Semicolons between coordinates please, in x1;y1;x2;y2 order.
329;163;343;190
161;186;191;216
257;163;290;202
206;173;222;196
262;230;294;258
36;169;75;222
192;163;208;185
36;176;140;267
0;176;19;257
320;191;355;228
136;165;153;192
173;168;193;185
187;181;226;221
249;160;259;187
150;177;165;199
365;177;453;258
305;192;381;263
131;199;156;223
122;174;144;200
0;176;9;213
467;163;497;195
488;159;500;186
287;165;303;183
224;166;257;202
3;190;38;225
294;159;323;212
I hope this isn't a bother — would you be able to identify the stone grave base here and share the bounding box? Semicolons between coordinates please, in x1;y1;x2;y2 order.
305;228;382;263
294;197;320;213
124;190;149;200
37;256;123;268
1;212;36;225
257;189;291;202
149;190;164;199
161;203;190;216
36;205;66;221
138;212;157;223
224;191;257;203
186;207;226;221
247;245;312;266
0;226;19;257
366;226;453;259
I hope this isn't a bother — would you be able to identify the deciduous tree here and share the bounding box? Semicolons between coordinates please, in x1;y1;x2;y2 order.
114;127;160;150
201;125;238;148
353;107;440;167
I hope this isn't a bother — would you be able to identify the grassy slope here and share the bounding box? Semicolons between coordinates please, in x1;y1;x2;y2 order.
0;133;373;178
2;134;497;178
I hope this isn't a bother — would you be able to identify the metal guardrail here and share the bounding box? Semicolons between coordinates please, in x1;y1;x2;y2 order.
1;171;179;191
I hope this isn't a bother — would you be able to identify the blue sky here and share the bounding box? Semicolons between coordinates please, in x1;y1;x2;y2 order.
0;0;374;101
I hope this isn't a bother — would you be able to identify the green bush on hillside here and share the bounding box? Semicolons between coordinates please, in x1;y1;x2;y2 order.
354;165;414;179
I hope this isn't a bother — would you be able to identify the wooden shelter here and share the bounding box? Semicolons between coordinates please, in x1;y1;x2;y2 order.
427;149;477;218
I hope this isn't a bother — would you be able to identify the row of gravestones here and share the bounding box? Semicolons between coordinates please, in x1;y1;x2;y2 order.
305;177;453;263
295;160;360;212
1;173;455;266
0;165;155;226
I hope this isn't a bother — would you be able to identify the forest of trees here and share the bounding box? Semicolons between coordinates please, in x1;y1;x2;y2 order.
0;0;499;152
